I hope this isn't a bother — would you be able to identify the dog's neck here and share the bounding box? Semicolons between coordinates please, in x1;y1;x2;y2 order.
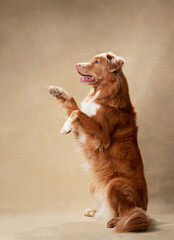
113;67;124;79
90;68;133;111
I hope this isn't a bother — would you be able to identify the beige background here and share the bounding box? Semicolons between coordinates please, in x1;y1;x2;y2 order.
0;0;174;215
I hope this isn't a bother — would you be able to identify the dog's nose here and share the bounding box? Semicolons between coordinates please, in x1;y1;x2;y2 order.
75;63;81;69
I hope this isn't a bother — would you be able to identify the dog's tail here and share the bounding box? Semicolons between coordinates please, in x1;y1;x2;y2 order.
115;207;151;233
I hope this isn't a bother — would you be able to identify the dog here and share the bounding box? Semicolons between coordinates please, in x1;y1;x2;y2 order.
48;52;150;232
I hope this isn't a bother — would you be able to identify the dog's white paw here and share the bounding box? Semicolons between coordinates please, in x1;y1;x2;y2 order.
84;208;96;217
60;117;72;135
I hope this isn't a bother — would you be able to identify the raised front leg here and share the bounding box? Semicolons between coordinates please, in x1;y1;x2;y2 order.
48;86;79;116
60;110;110;149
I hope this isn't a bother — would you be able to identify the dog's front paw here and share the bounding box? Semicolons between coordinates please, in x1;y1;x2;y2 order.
60;117;72;135
84;208;96;217
48;86;62;97
48;86;70;99
60;110;80;135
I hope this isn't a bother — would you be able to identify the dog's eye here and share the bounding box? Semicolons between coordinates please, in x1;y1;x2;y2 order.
95;60;99;63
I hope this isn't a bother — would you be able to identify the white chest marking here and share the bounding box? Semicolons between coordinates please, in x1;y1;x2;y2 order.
81;91;101;117
78;132;86;143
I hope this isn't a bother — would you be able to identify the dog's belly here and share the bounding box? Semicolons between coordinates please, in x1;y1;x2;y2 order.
79;91;115;220
94;186;115;221
78;132;86;143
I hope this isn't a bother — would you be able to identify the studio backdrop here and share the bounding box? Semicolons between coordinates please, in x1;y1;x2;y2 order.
0;0;173;214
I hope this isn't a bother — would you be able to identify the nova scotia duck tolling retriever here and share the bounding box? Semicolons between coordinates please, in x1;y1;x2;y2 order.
48;52;151;232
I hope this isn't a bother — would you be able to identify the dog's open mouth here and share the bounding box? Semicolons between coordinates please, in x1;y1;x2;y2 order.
80;75;96;83
77;70;96;83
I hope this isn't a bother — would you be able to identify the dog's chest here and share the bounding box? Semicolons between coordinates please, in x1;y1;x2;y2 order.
81;91;101;117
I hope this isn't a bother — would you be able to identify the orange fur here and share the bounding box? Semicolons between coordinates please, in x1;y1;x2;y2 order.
49;52;150;232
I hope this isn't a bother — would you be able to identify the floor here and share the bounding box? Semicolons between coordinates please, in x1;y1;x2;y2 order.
0;211;173;240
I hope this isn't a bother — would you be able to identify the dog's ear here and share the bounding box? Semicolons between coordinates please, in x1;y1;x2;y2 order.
106;53;124;72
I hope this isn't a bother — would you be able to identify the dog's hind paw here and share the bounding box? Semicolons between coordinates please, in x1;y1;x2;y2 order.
84;208;96;217
107;217;121;228
107;218;117;228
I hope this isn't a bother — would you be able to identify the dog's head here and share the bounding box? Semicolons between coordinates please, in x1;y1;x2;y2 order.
75;52;124;85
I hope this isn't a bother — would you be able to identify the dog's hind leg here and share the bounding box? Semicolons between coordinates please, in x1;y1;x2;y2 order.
106;178;137;228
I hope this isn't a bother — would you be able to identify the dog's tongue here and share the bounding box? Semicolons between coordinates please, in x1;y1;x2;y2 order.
80;75;95;83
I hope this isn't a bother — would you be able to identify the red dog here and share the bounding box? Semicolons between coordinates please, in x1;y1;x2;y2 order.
48;52;150;232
